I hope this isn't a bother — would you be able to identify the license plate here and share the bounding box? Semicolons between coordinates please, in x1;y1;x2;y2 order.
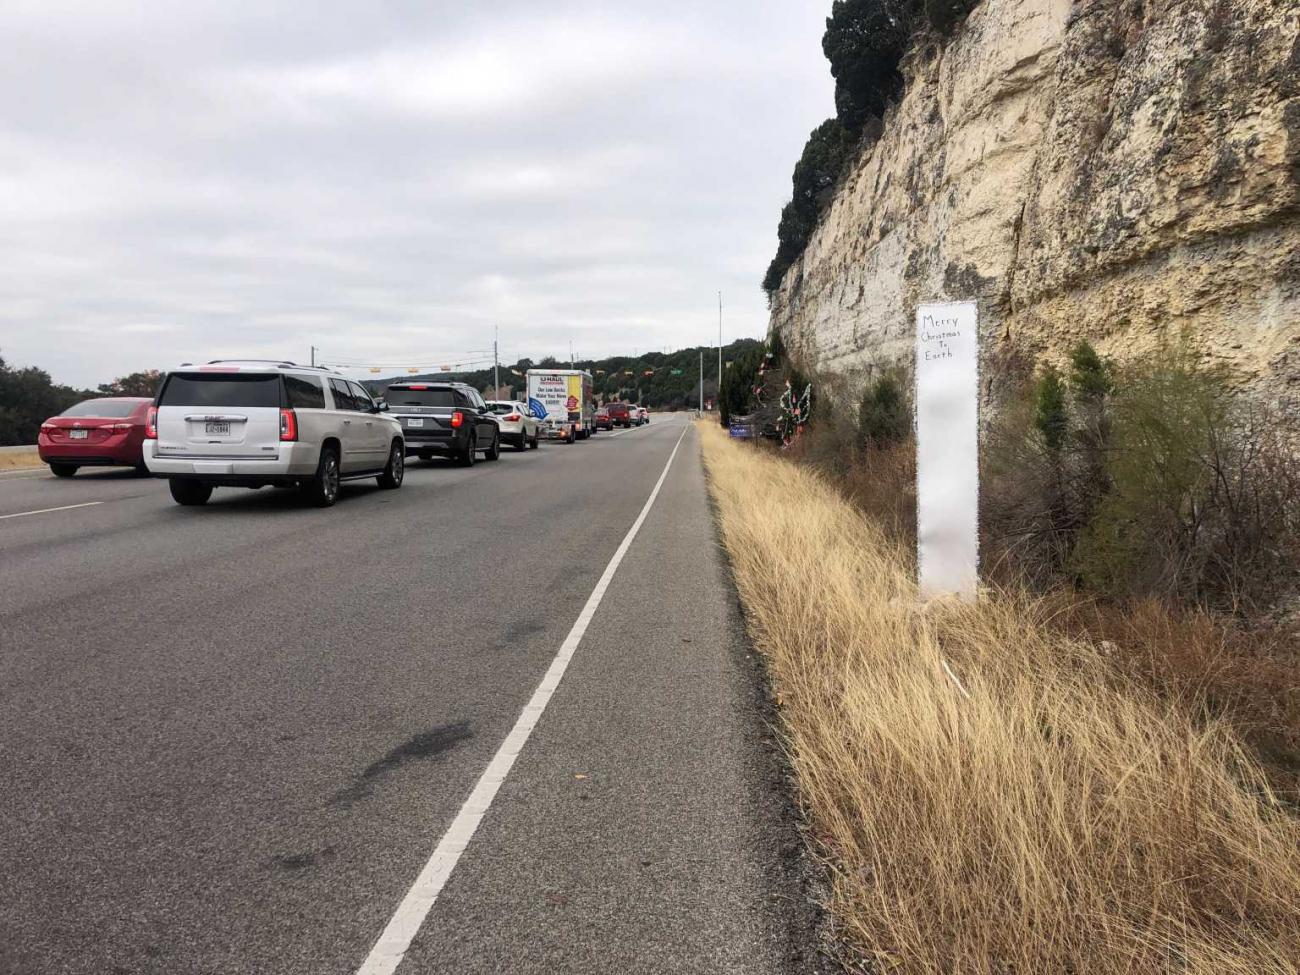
69;429;88;439
406;418;424;427
204;420;231;436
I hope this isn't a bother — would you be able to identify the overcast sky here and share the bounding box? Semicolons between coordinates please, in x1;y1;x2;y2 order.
0;0;833;388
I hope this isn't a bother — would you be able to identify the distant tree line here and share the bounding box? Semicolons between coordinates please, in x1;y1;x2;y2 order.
0;352;160;445
365;340;762;411
763;0;980;294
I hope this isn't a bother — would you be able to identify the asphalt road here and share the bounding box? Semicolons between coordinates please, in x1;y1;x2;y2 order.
0;417;819;975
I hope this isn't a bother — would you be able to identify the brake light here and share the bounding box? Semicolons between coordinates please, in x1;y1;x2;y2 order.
280;408;298;442
450;410;464;428
407;384;428;390
40;422;56;432
145;407;158;439
108;423;133;432
504;413;521;422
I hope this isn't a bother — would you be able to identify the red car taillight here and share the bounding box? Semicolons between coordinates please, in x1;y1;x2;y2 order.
145;407;158;439
108;423;133;433
280;408;298;442
450;410;464;428
503;413;521;422
40;422;56;433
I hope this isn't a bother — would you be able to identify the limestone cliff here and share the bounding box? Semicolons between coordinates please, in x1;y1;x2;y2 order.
771;0;1300;413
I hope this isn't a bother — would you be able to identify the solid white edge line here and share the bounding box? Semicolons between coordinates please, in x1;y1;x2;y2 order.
0;501;104;521
355;423;691;975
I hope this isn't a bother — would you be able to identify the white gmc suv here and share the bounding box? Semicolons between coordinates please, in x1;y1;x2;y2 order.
143;361;405;507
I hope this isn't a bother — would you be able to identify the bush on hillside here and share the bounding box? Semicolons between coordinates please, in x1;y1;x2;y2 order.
763;0;982;295
763;119;856;292
859;369;911;447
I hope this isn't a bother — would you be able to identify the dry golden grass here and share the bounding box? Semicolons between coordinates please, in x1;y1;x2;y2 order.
0;449;42;471
697;421;1300;974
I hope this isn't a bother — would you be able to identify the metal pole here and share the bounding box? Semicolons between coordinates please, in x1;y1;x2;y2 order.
310;346;316;368
569;340;574;370
493;326;499;399
718;291;723;383
699;348;704;413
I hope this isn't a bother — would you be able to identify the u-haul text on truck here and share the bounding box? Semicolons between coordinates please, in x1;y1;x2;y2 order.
526;369;594;444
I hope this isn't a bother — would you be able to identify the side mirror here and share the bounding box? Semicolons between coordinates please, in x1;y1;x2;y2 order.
377;400;389;412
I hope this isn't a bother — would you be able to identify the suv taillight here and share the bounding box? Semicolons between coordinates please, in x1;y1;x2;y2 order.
450;410;464;428
280;408;298;442
504;413;521;422
145;407;158;439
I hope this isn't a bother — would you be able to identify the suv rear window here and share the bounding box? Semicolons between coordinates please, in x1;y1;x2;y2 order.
387;387;458;408
159;374;280;408
61;399;139;418
486;403;517;415
284;375;326;409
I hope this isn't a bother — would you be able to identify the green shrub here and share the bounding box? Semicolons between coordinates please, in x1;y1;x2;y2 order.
1033;364;1068;454
859;370;911;447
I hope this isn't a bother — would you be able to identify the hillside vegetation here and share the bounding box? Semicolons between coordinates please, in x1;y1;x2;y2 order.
364;340;762;411
700;420;1300;973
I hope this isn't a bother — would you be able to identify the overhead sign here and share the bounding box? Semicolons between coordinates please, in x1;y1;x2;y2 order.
915;301;979;600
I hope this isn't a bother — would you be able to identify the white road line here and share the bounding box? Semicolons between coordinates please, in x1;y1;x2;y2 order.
0;501;104;521
356;424;691;975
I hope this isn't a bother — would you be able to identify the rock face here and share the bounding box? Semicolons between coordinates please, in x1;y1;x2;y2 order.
771;0;1300;413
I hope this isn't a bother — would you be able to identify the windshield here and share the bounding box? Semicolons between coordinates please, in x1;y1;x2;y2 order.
60;399;140;418
159;375;280;408
387;387;458;408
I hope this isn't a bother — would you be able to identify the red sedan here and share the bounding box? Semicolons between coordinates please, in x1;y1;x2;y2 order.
38;397;153;477
593;407;613;431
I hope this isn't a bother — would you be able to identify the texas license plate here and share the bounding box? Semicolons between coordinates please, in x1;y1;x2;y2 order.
406;418;424;427
204;420;231;436
69;429;88;439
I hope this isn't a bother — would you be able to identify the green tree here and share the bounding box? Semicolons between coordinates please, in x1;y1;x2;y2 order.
98;369;162;397
0;353;88;445
718;346;764;425
763;119;855;293
858;369;910;446
1033;364;1068;454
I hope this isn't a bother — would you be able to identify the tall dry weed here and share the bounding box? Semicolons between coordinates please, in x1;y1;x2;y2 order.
698;422;1300;973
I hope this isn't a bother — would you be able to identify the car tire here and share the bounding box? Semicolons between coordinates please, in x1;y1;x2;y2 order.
529;432;540;449
458;435;476;467
514;433;528;452
485;431;501;461
133;462;150;476
169;479;212;506
49;463;77;478
377;441;404;489
304;446;341;507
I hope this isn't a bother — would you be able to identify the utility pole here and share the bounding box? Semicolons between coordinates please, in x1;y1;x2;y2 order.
699;348;704;413
493;325;500;399
569;340;574;370
718;291;723;384
310;345;317;368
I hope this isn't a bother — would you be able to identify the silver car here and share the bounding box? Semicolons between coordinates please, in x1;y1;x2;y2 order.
485;400;542;451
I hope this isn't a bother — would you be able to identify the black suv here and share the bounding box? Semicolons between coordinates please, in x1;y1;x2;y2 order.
384;382;501;466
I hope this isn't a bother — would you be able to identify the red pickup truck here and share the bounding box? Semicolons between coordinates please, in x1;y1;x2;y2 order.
605;402;634;428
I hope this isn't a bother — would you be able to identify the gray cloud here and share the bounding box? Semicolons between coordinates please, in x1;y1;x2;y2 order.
0;0;832;386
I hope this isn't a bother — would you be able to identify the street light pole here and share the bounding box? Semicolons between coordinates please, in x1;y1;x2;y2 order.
493;325;500;399
699;348;704;414
718;291;723;384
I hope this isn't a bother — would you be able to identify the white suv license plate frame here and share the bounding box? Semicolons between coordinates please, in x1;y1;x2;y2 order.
204;420;231;436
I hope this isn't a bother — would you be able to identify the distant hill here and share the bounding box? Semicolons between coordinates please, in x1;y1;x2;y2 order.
359;339;763;410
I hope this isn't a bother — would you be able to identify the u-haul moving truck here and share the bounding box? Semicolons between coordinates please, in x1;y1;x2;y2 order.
525;369;594;443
